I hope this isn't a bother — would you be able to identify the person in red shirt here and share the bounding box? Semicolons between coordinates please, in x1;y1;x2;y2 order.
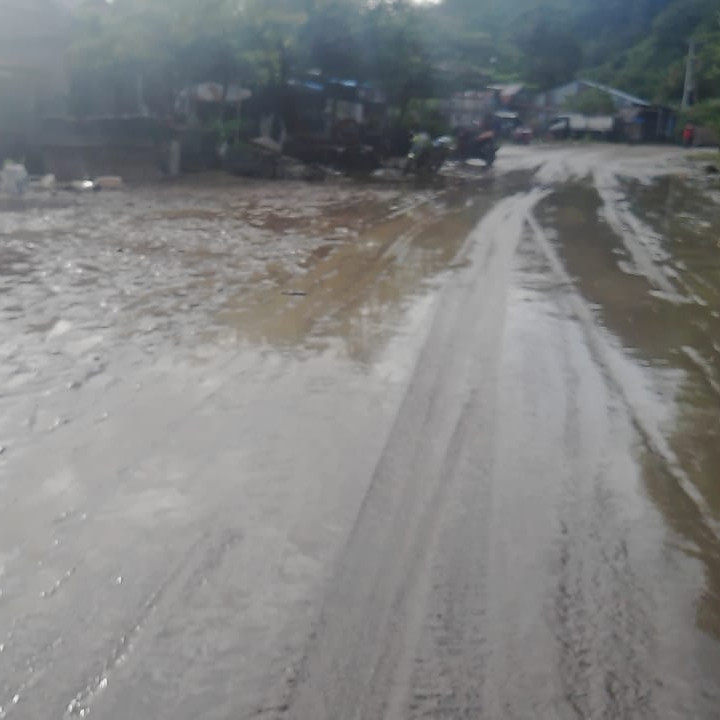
682;124;695;147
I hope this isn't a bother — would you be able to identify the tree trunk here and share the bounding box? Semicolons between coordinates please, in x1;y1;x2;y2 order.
398;85;412;124
279;43;289;86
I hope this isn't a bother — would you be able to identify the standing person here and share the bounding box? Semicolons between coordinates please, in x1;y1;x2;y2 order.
682;123;695;147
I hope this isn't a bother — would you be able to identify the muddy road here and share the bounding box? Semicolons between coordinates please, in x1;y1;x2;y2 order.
1;146;720;719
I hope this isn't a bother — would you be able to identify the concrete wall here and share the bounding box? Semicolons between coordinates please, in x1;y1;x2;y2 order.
0;0;72;162
42;145;165;182
37;116;170;180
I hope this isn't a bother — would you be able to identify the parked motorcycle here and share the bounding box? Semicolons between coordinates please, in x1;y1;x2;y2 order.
404;133;454;176
455;128;498;167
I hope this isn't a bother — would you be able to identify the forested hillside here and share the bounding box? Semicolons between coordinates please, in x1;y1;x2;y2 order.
434;0;718;103
67;0;720;123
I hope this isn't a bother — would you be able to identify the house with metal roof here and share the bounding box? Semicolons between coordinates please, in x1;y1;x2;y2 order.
536;79;651;111
536;79;676;143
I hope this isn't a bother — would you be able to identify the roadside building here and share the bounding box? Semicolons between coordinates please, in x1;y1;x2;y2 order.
444;84;537;138
444;90;497;130
283;74;387;140
0;0;176;179
548;113;618;141
487;83;532;117
536;79;676;142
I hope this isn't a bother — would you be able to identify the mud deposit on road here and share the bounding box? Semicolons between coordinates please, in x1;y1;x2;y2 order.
538;170;720;654
0;168;523;719
0;173;506;455
2;149;720;720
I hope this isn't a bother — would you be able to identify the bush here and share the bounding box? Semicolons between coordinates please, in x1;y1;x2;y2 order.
403;99;450;137
681;99;720;136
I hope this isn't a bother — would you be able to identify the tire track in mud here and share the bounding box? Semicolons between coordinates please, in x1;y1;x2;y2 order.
526;211;720;542
0;175;525;720
523;209;720;718
0;524;244;720
514;235;658;720
6;151;717;720
593;167;679;299
62;526;245;719
0;187;475;720
385;388;495;720
277;193;540;720
279;164;718;719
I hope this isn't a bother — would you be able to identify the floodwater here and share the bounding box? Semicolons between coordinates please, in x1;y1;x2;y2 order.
0;147;719;719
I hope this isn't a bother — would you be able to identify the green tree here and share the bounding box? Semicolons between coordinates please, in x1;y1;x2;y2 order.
516;10;583;89
361;1;436;118
298;0;363;78
66;0;719;126
234;0;311;86
564;88;617;115
69;0;248;114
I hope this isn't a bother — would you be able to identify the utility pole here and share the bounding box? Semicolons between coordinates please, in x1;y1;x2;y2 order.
681;38;696;110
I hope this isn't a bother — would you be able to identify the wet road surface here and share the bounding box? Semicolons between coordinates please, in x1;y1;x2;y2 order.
1;146;720;719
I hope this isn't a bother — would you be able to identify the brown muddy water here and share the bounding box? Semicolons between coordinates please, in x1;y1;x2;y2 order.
1;148;720;720
538;172;720;642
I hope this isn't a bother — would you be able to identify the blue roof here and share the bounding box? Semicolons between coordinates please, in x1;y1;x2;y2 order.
288;79;324;92
327;78;358;88
579;79;650;107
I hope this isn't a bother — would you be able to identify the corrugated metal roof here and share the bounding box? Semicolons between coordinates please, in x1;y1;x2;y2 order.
487;83;524;97
579;79;650;107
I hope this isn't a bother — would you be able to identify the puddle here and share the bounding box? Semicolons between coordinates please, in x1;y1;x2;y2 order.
538;179;720;643
214;172;529;364
539;182;720;515
0;171;533;473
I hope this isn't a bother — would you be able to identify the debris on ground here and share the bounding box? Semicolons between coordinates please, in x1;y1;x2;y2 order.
95;176;124;190
280;158;327;182
70;180;95;192
39;174;56;190
1;163;29;195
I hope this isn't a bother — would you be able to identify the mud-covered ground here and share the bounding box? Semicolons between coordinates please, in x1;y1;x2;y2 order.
1;146;719;720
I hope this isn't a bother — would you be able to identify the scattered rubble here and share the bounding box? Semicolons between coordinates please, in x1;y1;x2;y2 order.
1;163;29;195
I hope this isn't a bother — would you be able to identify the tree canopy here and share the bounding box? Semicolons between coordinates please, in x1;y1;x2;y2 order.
67;0;720;119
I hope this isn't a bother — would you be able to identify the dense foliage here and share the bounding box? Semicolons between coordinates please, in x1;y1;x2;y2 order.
68;0;720;122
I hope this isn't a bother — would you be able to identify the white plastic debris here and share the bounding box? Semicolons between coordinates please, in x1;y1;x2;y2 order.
70;180;95;192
